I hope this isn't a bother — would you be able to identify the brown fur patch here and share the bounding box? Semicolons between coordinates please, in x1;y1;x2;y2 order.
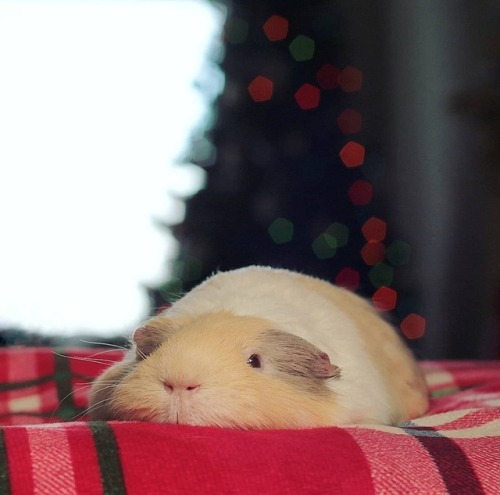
133;317;180;358
256;329;340;395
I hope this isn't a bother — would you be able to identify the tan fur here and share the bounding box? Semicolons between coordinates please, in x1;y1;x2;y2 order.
296;276;429;421
89;266;429;428
91;313;342;428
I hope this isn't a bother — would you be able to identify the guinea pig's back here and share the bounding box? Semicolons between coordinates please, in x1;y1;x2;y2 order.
295;274;429;421
166;266;418;424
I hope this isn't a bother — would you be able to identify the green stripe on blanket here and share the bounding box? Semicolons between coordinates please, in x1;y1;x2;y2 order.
89;421;125;495
0;429;10;495
54;352;79;420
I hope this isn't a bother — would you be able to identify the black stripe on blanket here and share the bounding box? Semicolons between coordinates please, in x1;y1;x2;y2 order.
53;352;79;420
402;425;483;494
0;429;10;495
89;421;126;495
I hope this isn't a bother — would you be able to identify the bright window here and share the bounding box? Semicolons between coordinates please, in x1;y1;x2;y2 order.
0;0;224;335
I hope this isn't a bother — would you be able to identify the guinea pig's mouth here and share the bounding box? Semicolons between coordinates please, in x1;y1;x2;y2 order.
174;410;199;426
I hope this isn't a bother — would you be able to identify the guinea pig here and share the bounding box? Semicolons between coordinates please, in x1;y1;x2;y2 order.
89;266;429;429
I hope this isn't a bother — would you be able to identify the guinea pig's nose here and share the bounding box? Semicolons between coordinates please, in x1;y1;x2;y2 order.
163;381;200;393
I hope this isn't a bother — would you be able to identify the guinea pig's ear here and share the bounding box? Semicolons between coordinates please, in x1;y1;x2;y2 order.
258;329;341;380
132;317;179;358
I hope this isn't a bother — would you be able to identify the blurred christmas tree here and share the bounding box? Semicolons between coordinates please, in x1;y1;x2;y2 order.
150;0;425;347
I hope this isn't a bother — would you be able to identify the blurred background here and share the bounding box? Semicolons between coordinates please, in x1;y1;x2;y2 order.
1;0;499;359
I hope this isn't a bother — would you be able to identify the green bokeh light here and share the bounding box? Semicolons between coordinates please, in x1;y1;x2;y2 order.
289;35;315;61
368;263;394;287
386;240;411;266
225;17;249;44
325;222;349;247
268;217;294;244
312;233;337;259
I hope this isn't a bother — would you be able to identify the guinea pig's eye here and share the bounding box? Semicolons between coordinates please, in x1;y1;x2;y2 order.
247;354;261;369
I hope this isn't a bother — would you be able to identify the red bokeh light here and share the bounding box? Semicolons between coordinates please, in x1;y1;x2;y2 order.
362;217;387;242
338;66;363;92
401;313;426;339
337;108;362;134
339;141;365;168
361;241;385;266
335;267;360;291
248;76;274;102
372;286;397;312
348;179;373;205
316;64;340;89
263;15;289;41
294;83;320;110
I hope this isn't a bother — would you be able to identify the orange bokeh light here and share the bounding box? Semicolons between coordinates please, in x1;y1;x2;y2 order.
348;179;373;205
361;217;387;242
316;64;340;89
401;313;426;339
338;66;363;92
263;15;289;41
337;108;362;134
361;241;385;266
372;286;397;312
248;76;274;102
294;83;320;110
339;141;365;168
335;267;360;291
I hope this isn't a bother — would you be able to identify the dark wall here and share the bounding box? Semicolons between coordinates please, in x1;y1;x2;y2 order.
151;0;500;359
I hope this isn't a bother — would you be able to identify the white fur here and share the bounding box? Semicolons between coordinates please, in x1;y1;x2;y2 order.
164;266;394;424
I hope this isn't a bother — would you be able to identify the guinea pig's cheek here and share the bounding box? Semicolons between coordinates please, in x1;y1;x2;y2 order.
109;378;172;422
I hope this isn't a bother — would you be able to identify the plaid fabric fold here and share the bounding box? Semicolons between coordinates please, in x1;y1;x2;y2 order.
0;348;499;494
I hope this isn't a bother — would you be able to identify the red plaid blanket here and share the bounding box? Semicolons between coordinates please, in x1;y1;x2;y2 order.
0;348;499;494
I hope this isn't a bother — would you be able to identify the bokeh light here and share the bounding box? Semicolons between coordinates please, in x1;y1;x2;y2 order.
263;15;289;41
337;108;362;134
335;267;360;291
225;16;249;44
348;179;373;205
371;286;397;312
368;263;394;287
338;66;363;92
316;63;340;89
312;233;337;259
361;241;385;266
248;76;274;102
401;313;426;339
361;216;387;242
339;141;365;167
325;222;349;247
268;217;294;244
152;4;426;350
294;83;320;110
289;35;315;61
386;240;411;266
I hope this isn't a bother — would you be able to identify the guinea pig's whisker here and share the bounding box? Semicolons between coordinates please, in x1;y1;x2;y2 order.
136;348;147;361
50;383;96;420
69;393;115;421
51;350;118;366
78;339;129;351
85;348;128;358
75;395;117;421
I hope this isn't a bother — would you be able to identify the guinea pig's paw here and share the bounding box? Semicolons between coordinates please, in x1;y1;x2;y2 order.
257;330;341;380
132;317;182;358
